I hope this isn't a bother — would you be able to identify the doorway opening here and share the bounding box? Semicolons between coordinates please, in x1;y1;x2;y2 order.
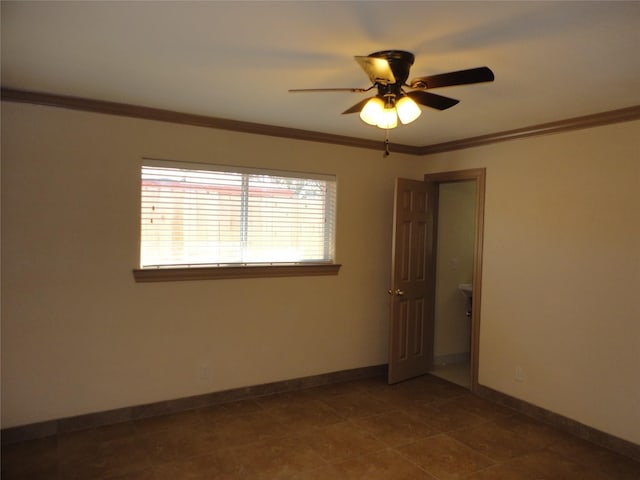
425;169;485;392
387;169;485;389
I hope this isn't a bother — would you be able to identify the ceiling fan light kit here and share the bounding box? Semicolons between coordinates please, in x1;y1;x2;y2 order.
359;94;422;129
290;49;494;152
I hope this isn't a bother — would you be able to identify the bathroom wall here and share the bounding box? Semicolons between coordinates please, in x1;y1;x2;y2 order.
433;181;476;364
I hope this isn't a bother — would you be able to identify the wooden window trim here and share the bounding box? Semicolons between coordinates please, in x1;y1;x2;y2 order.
133;263;341;282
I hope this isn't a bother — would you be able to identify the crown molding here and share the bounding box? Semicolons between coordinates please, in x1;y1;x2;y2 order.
0;87;421;155
418;105;640;155
2;87;638;156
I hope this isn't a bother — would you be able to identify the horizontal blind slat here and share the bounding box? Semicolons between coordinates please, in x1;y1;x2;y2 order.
140;163;336;268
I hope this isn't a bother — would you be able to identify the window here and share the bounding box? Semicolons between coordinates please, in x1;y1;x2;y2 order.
134;159;339;281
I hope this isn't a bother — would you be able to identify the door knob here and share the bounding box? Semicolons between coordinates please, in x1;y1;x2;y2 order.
388;288;405;296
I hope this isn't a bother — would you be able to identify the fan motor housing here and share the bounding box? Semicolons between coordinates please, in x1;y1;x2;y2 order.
368;50;414;86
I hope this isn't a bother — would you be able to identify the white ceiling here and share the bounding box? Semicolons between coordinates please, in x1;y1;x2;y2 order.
2;1;639;147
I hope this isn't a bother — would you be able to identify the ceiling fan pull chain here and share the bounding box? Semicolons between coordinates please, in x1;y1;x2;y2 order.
383;129;391;157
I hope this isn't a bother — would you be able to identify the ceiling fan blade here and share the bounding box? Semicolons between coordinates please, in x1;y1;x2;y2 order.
289;87;369;93
354;56;396;85
407;90;459;110
410;66;494;89
341;97;374;114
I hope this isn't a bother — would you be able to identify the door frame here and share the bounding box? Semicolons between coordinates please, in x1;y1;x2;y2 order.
424;168;486;393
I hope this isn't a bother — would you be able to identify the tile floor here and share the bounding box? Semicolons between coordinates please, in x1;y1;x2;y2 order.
2;374;639;479
431;362;471;389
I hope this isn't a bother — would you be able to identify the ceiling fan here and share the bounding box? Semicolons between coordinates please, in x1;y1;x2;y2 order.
289;50;494;131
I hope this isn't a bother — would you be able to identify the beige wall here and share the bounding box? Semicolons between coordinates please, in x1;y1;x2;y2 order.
0;102;424;428
434;181;476;361
421;120;640;444
2;102;639;446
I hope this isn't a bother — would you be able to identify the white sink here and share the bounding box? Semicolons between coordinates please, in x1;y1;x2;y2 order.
458;283;473;299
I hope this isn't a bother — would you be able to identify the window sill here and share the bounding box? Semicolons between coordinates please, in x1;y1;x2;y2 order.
133;263;341;282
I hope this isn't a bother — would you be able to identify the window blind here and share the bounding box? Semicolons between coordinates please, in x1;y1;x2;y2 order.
140;161;337;268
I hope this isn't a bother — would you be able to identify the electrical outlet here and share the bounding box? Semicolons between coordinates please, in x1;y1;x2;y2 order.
515;366;524;382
